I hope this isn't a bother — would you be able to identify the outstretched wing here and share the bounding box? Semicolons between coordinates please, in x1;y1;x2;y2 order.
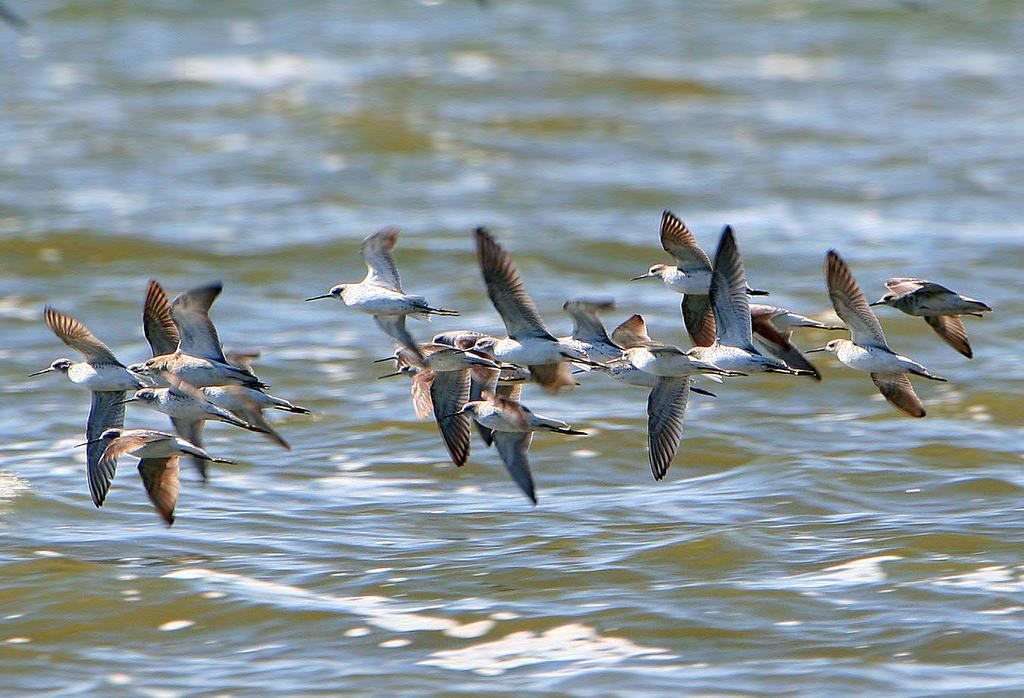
825;251;887;347
360;226;403;292
871;372;925;418
709;226;753;348
492;431;536;504
143;280;180;356
646;377;689;480
924;315;972;358
430;370;472;467
475;227;553;340
86;391;126;506
137;456;181;526
681;295;716;348
611;314;656;349
660;210;712;271
563;298;615;344
171;282;228;363
44;306;121;364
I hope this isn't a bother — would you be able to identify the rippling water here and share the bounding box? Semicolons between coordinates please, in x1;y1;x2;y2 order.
2;1;1024;694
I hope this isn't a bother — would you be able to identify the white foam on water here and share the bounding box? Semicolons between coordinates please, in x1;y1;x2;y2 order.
163;567;461;633
780;555;902;589
419;623;673;676
933;566;1024;593
169;54;353;89
158;620;195;632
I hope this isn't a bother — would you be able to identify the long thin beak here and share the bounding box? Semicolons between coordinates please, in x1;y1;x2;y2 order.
29;367;55;377
805;347;828;353
372;356;397;364
113;397;139;405
305;294;332;302
629;274;650;281
869;300;885;307
377;371;405;380
74;437;106;448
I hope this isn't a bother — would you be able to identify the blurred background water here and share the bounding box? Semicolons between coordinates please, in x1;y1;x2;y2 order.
1;1;1023;694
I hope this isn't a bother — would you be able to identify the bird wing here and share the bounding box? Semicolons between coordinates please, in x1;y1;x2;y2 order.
660;210;712;271
611;314;656;349
751;314;821;381
170;418;208;482
410;369;435;420
681;295;716;348
430;369;472;467
44;306;121;364
86;391;127;506
373;315;423;359
709;226;754;348
137;456;181;525
924;315;972;358
359;226;403;292
469;367;499;446
492;431;537;504
143;280;180;357
171;282;228;363
528;362;575;392
884;277;955;298
475;227;553;340
871;372;925;418
825;251;888;347
562;298;615;344
646;376;690;480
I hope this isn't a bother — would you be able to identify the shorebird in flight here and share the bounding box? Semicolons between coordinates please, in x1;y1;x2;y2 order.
869;278;992;358
631;210;767;347
448;390;586;503
473;227;596;392
130;281;267;389
687;226;810;377
808;251;947;417
78;428;235;525
33;306;144;507
306;226;458;357
558;298;624;366
749;304;845;381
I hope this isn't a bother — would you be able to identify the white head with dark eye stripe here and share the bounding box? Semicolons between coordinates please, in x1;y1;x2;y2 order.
51;358;73;372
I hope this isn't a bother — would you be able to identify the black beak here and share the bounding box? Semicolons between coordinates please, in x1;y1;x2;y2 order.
805;347;828;353
29;367;55;377
629;274;649;281
305;294;332;302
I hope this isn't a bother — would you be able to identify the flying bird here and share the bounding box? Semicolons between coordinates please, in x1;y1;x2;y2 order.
869;278;992;358
808;251;947;417
306;226;458;357
631;210;767;347
473;227;595;392
33;306;144;507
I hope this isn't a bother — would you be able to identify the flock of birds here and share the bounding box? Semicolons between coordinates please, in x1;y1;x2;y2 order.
35;212;992;523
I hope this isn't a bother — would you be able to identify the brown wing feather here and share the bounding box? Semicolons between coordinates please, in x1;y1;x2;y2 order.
871;372;925;418
660;210;712;270
430;370;472;467
611;314;657;349
681;296;716;347
825;251;887;347
647;377;690;480
143;280;180;356
475;227;553;340
44;306;120;364
137;456;181;525
528;362;575;392
410;369;435;420
924;315;972;358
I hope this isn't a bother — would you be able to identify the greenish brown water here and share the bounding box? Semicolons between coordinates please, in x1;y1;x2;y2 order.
2;1;1024;695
